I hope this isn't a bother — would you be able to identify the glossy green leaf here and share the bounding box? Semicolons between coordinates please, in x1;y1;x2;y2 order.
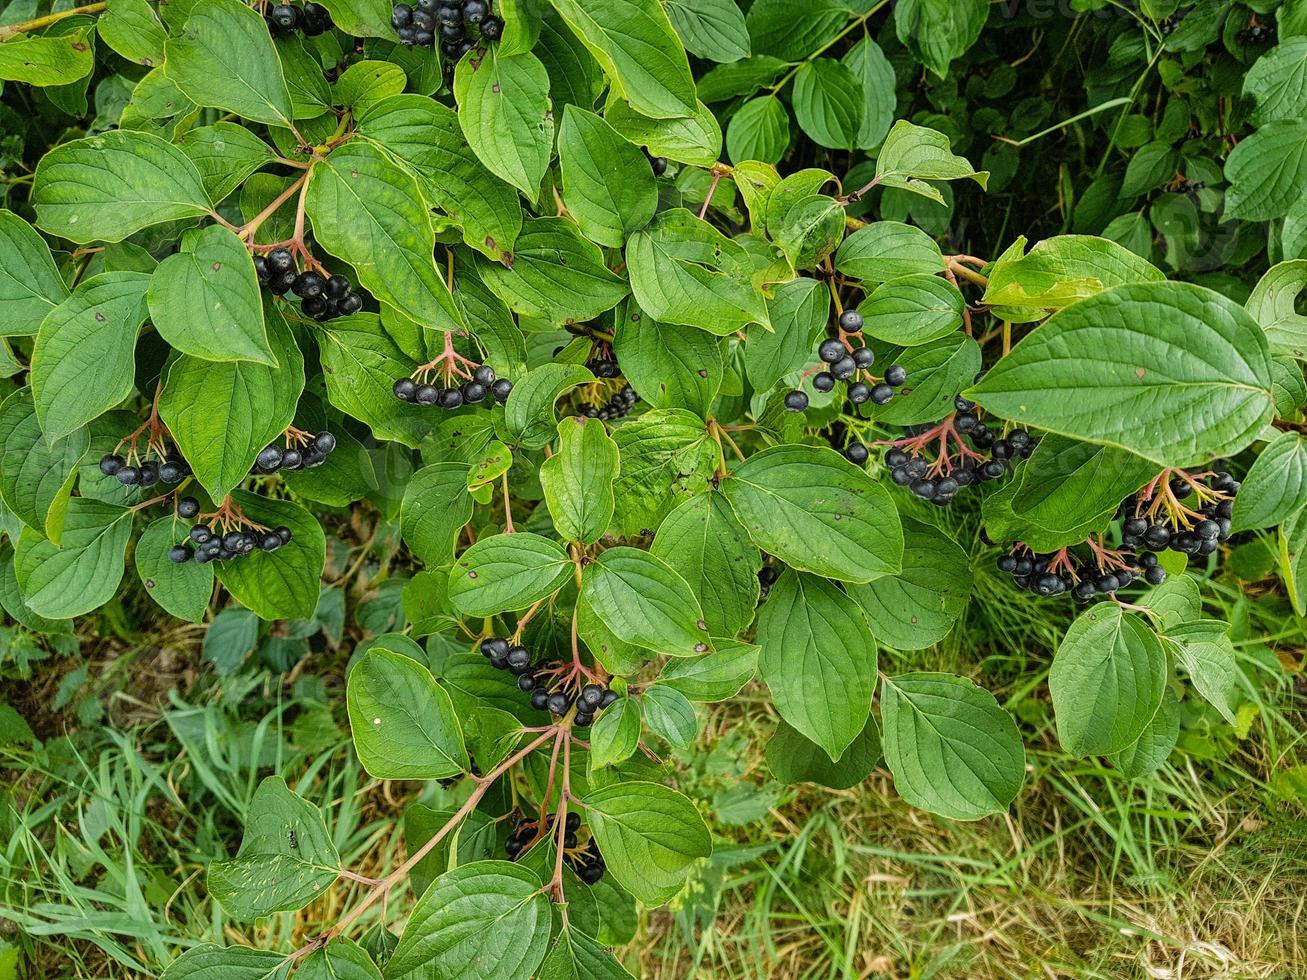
590;696;642;768
559;106;658;247
547;0;697;119
0;209;70;337
792;59;862;150
858;273;964;346
582;546;712;656
207;776;340;920
665;0;749;64
766;716;880;790
880;672;1025;820
894;0;988;78
31;272;149;442
502;361;596;448
721;444;903;584
1050;603;1167;756
0;27;95;86
136;517;214;624
755;571;876;762
1233;432;1307;531
874;120;989;204
604;95;722;167
540;416;619;544
982;235;1165;313
214;492;326;621
657;639;759;702
346;649;467;779
612;304;723;415
401;462;474;563
149;224;273;365
454;47;553;201
726;95;789;165
835;221;944;285
969;282;1274;467
0;388;88;538
447;532;572;616
1224;120;1307;221
14;498;132;619
581;781;711;905
32;130;211;244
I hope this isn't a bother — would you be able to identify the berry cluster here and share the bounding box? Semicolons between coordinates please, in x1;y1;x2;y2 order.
997;546;1164;601
100;451;191;488
586;352;621;379
1120;471;1238;559
392;363;511;408
785;311;906;412
479;636;617;727
170;514;293;565
504;813;606;884
880;395;1035;506
253;431;337;474
265;1;332;36
391;0;501;55
1238;22;1275;44
255;250;364;322
577;384;638;422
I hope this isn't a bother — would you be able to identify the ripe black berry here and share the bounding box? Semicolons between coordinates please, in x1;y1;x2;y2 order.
100;453;124;476
491;378;514;402
473;365;496;385
852;347;875;369
546;692;571;716
480;15;502;39
847;382;871;405
267;249;293;274
843;443;869;465
784;390;808;412
839;310;864;332
818;338;846;363
169;544;193;564
393;378;418;401
415;385;440;406
650;156;668;176
177;496;200;519
870;384;894;405
884;364;907;386
314;431;336;453
830;355;857;381
291;271;325;299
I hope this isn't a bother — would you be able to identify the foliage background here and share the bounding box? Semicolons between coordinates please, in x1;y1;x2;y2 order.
0;0;1305;977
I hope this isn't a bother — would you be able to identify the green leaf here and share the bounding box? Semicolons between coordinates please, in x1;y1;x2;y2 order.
968;282;1274;468
766;716;880;790
31;272;149;442
159;306;303;501
1164;621;1240;726
214;492;326;621
1049;603;1167;756
207;776;340;920
164;0;293;126
559;106;658;247
1120;141;1178;198
880;672;1025;820
356;94;522;263
136;517;213;623
745;276;829;394
604;95;722;167
721;444;903;584
610;408;716;535
612;303;723;415
14;499;131;619
745;0;846;62
0;389;88;538
176;123;277;204
0;27;95;86
843;37;895;150
387;862;551;980
346;649;468;779
894;0;987;78
538;927;636;980
447;532;572;616
0;543;72;635
1140;573;1203;631
590;696;642;768
307;141;462;332
1246;260;1307;359
874;121;989;204
540;416;619;544
626;209;769;335
755;571;876;762
650;491;759;638
149;224;273;365
503;361;596;449
857;273;964;346
0;210;69;338
333;60;406;115
982;234;1165;315
658;639;758;702
642;684;697;748
454;47;553;201
726;95;789;165
1244;37;1307;125
582;546;713;655
32;130;211;244
99;0;166;66
581;781;711;905
1233;432;1307;531
296;941;381;980
318;314;439;449
159;945;288;980
538;7;605;110
401;462;474;564
547;0;696;119
1109;688;1179;779
202;608;258;674
835;221;944;285
1224;120;1307;221
665;0;749;64
478;217;628;323
849;518;971;650
792;59;863;150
